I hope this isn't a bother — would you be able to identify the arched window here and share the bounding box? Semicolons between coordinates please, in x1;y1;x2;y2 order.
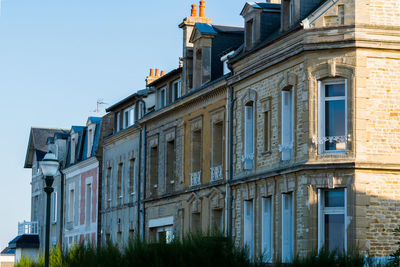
243;101;254;170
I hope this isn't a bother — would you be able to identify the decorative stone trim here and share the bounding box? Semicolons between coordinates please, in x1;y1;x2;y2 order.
165;129;176;142
190;116;203;131
278;72;297;91
148;135;159;147
241;88;257;105
260;97;272;113
210;165;223;182
210;108;225;124
190;171;201;186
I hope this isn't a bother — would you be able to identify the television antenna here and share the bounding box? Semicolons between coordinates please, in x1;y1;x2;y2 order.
92;99;107;114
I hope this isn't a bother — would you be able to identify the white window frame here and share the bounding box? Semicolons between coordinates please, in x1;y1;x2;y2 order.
243;102;254;170
123;105;135;129
51;187;57;223
243;199;254;259
160;87;167;108
280;88;294;161
261;197;273;263
138;102;144;119
318;79;347;155
281;192;294;263
116;112;121;132
68;188;75;222
318;188;347;252
86;183;92;225
156;226;174;244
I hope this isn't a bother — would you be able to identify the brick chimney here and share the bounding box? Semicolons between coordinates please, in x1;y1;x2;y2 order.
179;2;212;93
146;68;162;87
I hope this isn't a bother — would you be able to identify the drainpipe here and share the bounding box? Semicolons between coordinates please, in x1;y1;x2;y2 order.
141;124;147;241
136;99;147;241
59;170;65;248
227;85;236;238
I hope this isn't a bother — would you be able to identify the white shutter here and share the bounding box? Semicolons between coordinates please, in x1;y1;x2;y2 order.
244;105;254;169
262;198;272;262
282;193;293;263
244;200;254;258
281;90;293;160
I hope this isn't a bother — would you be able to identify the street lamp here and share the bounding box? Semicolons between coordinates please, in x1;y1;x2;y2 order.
39;152;59;267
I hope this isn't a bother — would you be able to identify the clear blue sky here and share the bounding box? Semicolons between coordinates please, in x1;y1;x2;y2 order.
0;0;245;249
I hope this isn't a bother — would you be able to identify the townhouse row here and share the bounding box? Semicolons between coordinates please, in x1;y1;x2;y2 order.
19;0;400;263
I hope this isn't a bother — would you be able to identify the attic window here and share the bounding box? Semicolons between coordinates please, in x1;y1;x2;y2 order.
283;0;295;29
245;19;254;49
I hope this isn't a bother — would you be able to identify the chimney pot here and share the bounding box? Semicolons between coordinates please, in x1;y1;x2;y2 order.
161;70;165;76
150;68;154;76
155;69;160;76
191;4;197;17
199;0;205;17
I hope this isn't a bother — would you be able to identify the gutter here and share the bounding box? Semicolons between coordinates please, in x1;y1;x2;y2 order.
136;99;146;240
141;124;147;241
227;86;236;238
59;171;65;248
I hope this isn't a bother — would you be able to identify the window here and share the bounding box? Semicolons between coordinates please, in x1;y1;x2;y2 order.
129;159;135;199
51;188;57;223
86;184;92;225
69;189;75;222
87;127;95;158
191;212;201;232
117;163;123;204
289;0;294;26
124;106;135;128
280;88;294;161
211;121;223;181
150;146;158;195
318;80;347;153
166;139;175;192
264;109;271;152
211;209;223;232
245;19;254;49
157;227;174;244
106;167;112;208
70;137;77;164
243;102;254;170
172;80;181;101
190;129;202;186
160;88;167;108
318;189;346;252
282;193;293;263
138;102;144;119
116;112;121;132
261;197;273;263
243;200;254;258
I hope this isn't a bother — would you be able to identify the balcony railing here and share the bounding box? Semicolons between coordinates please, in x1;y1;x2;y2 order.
190;171;201;186
18;221;39;235
210;165;223;182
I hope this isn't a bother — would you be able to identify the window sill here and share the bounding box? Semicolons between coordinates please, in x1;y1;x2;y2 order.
261;150;271;156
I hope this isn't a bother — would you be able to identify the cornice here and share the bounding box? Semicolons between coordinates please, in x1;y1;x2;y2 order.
228;24;400;86
103;124;141;146
62;156;98;175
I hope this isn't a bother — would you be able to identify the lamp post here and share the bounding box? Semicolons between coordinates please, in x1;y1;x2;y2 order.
39;152;60;267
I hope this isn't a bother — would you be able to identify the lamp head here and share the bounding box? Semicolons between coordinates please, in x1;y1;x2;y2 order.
39;151;59;177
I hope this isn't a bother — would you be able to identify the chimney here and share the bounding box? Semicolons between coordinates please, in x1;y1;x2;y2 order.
155;68;160;76
160;70;165;76
191;4;197;17
146;67;162;87
199;0;205;18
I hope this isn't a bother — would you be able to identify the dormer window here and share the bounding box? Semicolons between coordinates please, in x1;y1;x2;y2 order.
283;0;295;30
160;87;167;108
87;125;95;158
138;102;144;119
123;105;135;128
70;136;77;164
116;112;121;132
245;19;254;49
172;80;181;101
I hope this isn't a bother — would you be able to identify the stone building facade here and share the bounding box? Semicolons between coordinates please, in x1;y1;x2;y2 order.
227;0;400;262
100;89;155;246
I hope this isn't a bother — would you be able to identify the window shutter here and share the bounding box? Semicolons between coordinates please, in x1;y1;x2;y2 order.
281;90;293;160
244;105;254;169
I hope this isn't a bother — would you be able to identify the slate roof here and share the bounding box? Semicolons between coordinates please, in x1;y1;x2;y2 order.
147;67;183;88
24;127;69;168
8;234;40;249
0;247;15;255
106;88;153;112
66;117;102;167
